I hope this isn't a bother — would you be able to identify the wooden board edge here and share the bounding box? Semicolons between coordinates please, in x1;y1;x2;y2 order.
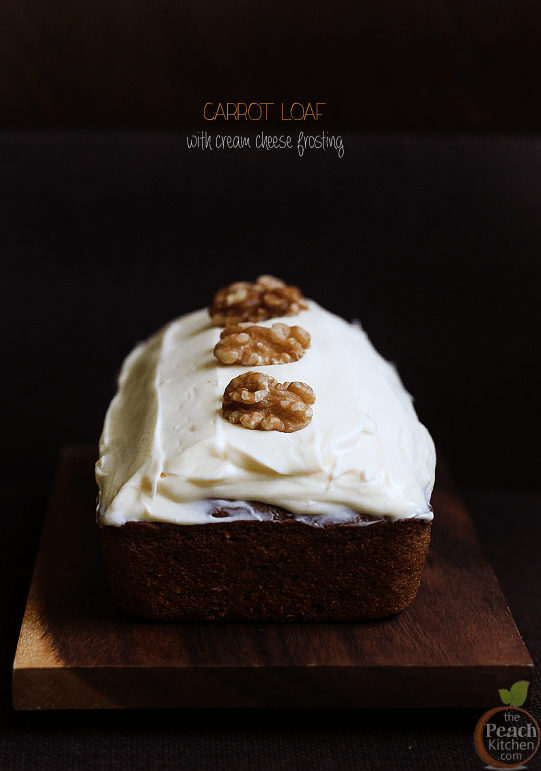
12;663;535;710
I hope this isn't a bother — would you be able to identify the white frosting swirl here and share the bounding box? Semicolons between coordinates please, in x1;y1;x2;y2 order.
96;301;435;526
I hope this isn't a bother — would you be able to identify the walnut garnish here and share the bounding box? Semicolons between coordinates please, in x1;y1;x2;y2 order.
209;275;308;327
222;371;315;432
214;322;311;366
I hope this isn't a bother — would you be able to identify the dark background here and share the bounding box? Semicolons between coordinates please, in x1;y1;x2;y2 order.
2;0;541;132
1;2;541;770
1;1;540;493
1;130;541;492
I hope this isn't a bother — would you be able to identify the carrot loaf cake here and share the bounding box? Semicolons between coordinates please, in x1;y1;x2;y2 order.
96;276;436;621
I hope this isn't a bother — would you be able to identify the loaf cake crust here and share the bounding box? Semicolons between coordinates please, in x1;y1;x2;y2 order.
100;508;432;622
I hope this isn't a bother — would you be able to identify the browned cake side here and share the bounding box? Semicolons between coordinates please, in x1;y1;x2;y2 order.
99;514;432;622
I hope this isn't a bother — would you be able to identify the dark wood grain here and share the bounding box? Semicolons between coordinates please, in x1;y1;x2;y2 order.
12;445;533;709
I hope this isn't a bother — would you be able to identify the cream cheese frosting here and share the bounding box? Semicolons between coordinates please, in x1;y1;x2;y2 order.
96;301;436;526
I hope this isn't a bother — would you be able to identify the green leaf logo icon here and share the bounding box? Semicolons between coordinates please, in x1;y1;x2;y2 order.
499;681;530;707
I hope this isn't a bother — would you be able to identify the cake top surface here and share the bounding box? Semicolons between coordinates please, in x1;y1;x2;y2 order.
96;297;435;526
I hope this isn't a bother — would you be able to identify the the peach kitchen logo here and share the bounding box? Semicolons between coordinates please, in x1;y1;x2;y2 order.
474;682;539;768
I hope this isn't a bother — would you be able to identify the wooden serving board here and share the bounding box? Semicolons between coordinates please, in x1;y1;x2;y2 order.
12;445;533;710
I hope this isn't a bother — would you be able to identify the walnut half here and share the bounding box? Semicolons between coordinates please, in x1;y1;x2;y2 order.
222;371;315;432
209;275;308;327
214;323;311;366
